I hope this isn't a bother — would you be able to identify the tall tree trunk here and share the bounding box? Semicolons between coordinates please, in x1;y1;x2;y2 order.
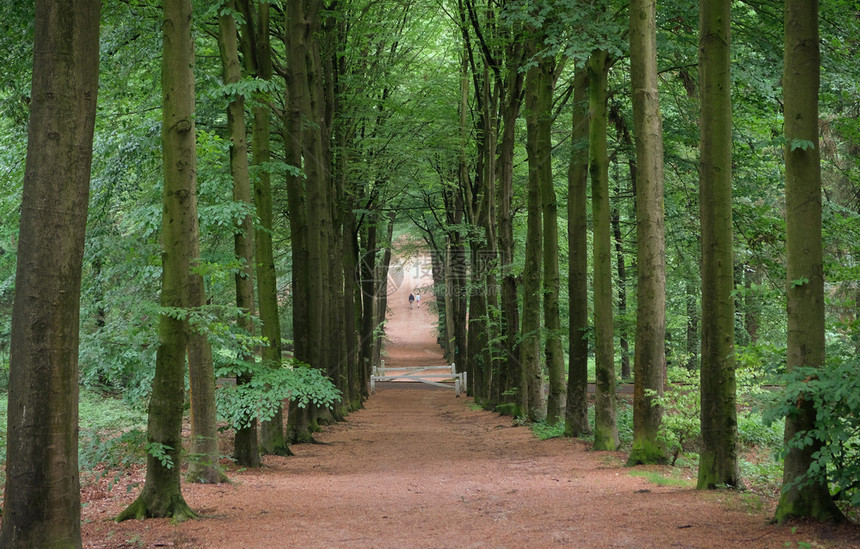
496;43;524;409
358;219;378;397
589;50;619;450
186;220;223;479
372;213;396;370
627;0;668;465
697;0;739;488
536;56;565;425
218;2;262;471
686;280;699;369
238;0;287;456
253;1;288;456
451;48;469;382
565;66;591;437
341;180;361;411
775;0;844;523
612;199;631;380
743;265;761;344
521;56;546;422
118;0;198;521
283;0;311;409
0;1;99;545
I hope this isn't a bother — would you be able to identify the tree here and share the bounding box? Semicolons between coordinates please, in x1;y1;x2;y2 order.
697;0;740;488
774;0;844;523
238;0;288;456
521;39;546;422
565;66;591;437
627;0;668;466
117;0;198;521
0;1;100;546
538;55;566;426
589;48;619;450
211;0;258;476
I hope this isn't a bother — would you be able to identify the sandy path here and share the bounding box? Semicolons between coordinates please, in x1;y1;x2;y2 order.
83;383;856;548
382;253;444;368
80;251;860;548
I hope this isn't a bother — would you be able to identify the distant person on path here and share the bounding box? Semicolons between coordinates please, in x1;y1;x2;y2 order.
408;292;415;309
415;292;421;308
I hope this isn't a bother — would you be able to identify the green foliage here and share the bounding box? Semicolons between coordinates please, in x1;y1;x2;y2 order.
145;442;174;469
648;369;701;464
740;453;784;497
585;401;633;445
765;351;860;506
616;401;634;445
531;420;565;440
215;358;342;431
629;470;695;488
735;342;787;380
78;391;147;469
738;412;784;448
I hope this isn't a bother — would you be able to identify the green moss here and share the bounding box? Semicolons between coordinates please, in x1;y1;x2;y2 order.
627;439;668;466
495;402;520;417
593;426;620;451
629;470;694;488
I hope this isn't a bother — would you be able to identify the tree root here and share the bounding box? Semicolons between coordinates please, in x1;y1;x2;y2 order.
116;493;198;523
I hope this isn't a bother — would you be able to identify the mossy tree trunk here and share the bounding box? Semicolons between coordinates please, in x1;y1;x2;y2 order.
611;196;631;381
697;0;739;488
627;0;668;465
238;0;288;457
775;0;844;523
565;66;591;438
589;49;619;450
187;0;251;486
0;1;99;545
521;53;545;423
534;55;565;426
117;0;198;521
496;42;524;410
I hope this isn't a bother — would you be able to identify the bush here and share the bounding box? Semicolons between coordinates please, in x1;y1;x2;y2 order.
737;411;783;448
766;352;860;506
650;368;701;464
78;390;148;473
216;357;341;431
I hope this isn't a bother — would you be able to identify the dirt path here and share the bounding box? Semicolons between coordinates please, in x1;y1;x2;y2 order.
80;253;860;548
83;383;858;548
381;251;442;369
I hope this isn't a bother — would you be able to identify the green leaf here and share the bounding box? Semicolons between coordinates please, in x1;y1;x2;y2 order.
790;277;809;288
789;138;815;151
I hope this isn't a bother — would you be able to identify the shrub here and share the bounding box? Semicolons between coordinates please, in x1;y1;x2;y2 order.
216;357;341;431
766;352;860;506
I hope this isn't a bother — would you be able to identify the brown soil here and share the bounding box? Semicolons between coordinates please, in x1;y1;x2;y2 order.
80;255;860;548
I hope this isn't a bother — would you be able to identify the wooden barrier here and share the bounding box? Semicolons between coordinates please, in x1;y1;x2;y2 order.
370;361;466;397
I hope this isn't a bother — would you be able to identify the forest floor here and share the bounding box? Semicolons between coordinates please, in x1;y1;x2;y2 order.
79;254;860;548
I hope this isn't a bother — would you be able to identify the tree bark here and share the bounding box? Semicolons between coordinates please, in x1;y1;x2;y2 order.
358;219;378;398
187;0;251;486
775;0;844;523
496;42;524;409
534;56;565;425
611;198;631;380
521;57;545;422
117;0;198;521
697;0;739;488
588;50;619;450
627;0;668;465
0;1;99;545
246;0;288;456
565;66;591;437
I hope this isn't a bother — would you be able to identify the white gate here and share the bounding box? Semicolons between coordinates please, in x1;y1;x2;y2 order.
370;361;466;397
